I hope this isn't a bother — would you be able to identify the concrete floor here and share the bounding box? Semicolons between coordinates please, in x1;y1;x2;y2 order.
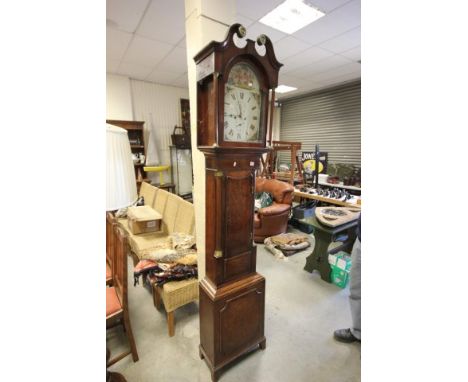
107;230;361;382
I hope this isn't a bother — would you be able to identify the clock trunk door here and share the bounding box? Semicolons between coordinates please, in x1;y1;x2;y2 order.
222;170;255;282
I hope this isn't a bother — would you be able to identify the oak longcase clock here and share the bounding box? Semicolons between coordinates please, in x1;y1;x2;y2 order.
194;24;282;381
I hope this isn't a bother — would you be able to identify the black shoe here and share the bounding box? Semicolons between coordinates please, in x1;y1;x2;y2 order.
333;328;360;343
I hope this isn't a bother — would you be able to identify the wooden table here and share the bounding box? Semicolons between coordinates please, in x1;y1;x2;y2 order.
302;216;358;283
294;189;361;208
318;181;361;194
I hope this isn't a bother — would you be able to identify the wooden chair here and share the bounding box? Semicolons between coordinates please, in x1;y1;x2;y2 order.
106;225;139;366
106;212;115;286
107;348;128;382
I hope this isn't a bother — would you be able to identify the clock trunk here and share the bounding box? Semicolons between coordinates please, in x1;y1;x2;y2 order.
199;147;268;382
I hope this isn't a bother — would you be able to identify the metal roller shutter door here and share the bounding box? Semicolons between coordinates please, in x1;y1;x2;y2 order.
279;81;361;167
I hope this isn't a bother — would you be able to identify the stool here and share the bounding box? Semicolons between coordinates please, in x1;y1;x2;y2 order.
152;278;199;336
144;165;176;193
155;183;176;193
302;216;357;283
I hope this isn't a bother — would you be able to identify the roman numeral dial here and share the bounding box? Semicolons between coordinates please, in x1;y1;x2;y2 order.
223;63;262;143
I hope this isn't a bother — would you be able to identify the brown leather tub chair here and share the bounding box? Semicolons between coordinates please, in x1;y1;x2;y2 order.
254;178;295;243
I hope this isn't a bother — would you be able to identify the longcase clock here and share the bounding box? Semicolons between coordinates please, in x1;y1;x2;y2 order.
194;24;282;381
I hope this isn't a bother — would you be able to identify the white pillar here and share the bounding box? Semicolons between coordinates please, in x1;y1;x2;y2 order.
272;106;281;141
184;0;236;279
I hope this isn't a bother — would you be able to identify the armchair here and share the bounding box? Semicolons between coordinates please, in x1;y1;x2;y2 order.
254;178;294;243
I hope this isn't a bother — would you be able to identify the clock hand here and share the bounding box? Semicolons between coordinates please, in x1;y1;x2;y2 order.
236;98;243;119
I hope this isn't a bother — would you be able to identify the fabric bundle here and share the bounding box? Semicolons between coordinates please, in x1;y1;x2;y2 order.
147;264;198;286
264;233;310;259
133;232;198;286
270;233;309;247
133;257;197;286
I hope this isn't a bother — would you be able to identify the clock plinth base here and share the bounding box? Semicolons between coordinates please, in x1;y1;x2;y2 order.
199;273;266;382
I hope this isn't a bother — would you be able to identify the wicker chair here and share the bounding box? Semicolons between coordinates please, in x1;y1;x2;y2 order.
152;278;199;337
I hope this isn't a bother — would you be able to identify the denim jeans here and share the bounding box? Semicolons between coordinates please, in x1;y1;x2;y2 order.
349;238;361;339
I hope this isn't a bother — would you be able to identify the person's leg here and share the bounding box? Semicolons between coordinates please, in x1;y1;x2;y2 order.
349;238;361;340
334;238;361;343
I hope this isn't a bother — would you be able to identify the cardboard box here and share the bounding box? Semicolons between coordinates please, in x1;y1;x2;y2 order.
127;206;162;235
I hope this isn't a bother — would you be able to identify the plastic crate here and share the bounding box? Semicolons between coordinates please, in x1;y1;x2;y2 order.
292;205;315;219
328;251;352;288
331;266;350;288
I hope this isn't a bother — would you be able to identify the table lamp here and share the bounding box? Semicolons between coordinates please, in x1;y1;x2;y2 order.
106;124;138;211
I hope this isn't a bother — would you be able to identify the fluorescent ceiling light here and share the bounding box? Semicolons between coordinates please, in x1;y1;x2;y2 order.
260;0;325;34
276;85;297;93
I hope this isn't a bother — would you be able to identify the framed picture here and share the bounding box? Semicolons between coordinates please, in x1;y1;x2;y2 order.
180;98;190;129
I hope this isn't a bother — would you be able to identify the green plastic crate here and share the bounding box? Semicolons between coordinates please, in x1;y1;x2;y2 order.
329;251;352;288
331;266;350;288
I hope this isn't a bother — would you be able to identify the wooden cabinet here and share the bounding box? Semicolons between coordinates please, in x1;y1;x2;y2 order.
106;119;149;190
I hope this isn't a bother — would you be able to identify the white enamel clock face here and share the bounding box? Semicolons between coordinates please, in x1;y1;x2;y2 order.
224;63;262;142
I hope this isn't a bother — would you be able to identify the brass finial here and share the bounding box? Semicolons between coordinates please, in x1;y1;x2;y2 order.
238;25;246;38
257;34;267;46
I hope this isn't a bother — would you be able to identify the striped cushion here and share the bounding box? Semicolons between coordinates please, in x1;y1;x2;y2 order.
174;199;195;235
153;189;169;215
139;182;158;206
117;192;197;261
163;193;180;234
128;232;172;258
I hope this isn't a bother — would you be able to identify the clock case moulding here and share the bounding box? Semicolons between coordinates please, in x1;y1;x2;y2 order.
194;24;283;382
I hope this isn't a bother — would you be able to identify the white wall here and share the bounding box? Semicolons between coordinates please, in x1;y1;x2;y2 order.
185;0;236;280
106;73;192;193
130;79;191;192
106;74;133;120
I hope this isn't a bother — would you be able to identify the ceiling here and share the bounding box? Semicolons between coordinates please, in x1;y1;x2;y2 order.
107;0;360;99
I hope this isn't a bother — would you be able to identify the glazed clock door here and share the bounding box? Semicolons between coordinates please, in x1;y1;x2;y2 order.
223;63;262;143
222;170;255;282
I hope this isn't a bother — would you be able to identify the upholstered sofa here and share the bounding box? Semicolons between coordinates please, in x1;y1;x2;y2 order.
117;182;199;336
254;178;295;243
118;182;196;265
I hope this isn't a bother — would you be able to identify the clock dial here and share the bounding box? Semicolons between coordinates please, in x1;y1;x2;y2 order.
224;63;262;142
